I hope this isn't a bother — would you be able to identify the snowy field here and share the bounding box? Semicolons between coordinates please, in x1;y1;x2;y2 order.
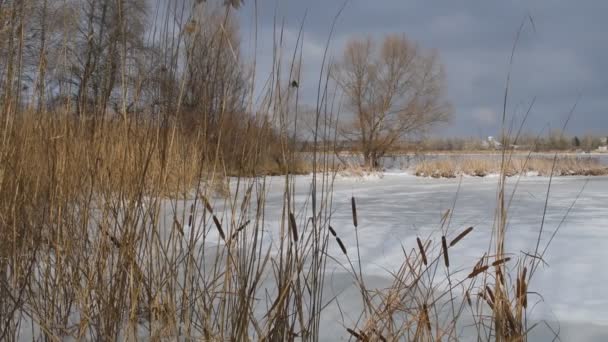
201;172;608;341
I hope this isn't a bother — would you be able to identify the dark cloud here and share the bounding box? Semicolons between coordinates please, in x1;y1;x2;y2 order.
236;0;608;137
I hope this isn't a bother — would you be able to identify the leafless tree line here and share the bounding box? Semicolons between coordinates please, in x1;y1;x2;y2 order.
1;0;455;173
0;0;247;130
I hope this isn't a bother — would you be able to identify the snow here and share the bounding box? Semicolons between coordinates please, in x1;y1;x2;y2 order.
214;172;608;340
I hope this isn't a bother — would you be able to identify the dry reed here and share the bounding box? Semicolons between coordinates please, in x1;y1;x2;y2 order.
415;156;608;178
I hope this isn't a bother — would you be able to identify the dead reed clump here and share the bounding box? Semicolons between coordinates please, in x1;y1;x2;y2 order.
337;161;384;179
414;159;457;178
252;155;312;176
0;107;313;340
414;156;608;178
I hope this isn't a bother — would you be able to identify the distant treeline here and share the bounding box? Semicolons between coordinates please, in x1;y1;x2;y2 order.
411;132;607;152
298;131;608;153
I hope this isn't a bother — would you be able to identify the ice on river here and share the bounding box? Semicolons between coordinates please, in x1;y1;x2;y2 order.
177;172;608;340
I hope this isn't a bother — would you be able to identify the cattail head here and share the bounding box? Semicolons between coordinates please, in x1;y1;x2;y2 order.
485;285;495;304
520;267;528;308
468;265;490;279
212;215;225;241
230;220;249;240
188;203;195;227
441;236;450;268
288;212;298;242
422;304;432;332
346;328;361;340
373;329;387;342
491;257;511;267
201;195;213;213
173;219;184;236
351;196;358;228
450;226;473;247
416;237;427;266
336;237;347;255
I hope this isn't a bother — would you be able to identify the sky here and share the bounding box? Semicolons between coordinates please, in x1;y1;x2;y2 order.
234;0;608;138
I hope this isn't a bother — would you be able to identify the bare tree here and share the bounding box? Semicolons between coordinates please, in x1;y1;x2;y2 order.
332;34;451;168
54;0;148;118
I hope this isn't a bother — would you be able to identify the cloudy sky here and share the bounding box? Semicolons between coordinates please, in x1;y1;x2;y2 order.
233;0;608;137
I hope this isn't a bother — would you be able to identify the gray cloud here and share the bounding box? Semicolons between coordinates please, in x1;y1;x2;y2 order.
236;0;608;137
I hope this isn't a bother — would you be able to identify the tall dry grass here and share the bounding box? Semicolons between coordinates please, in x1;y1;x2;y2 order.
0;109;332;340
415;156;608;178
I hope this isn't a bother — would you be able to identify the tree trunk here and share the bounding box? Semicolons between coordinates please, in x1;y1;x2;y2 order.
363;150;381;170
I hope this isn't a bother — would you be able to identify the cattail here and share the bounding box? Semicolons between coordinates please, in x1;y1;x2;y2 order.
373;329;387;342
188;203;195;227
422;304;432;332
449;226;473;247
465;290;472;306
201;195;213;213
174;219;184;236
441;236;449;268
491;257;511;267
212;215;225;241
346;328;361;339
485;285;495;304
231;220;250;240
238;220;250;232
288;212;298;242
328;225;337;237
351;196;358;228
416;237;427;266
336;237;347;255
480;292;494;310
468;265;490;279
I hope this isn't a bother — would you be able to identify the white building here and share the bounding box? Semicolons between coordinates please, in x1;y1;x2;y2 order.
481;136;502;149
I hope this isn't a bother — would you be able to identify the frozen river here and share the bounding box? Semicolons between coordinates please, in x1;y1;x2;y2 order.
232;172;608;340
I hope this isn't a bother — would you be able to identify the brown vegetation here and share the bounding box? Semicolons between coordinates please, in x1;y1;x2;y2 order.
415;156;608;178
